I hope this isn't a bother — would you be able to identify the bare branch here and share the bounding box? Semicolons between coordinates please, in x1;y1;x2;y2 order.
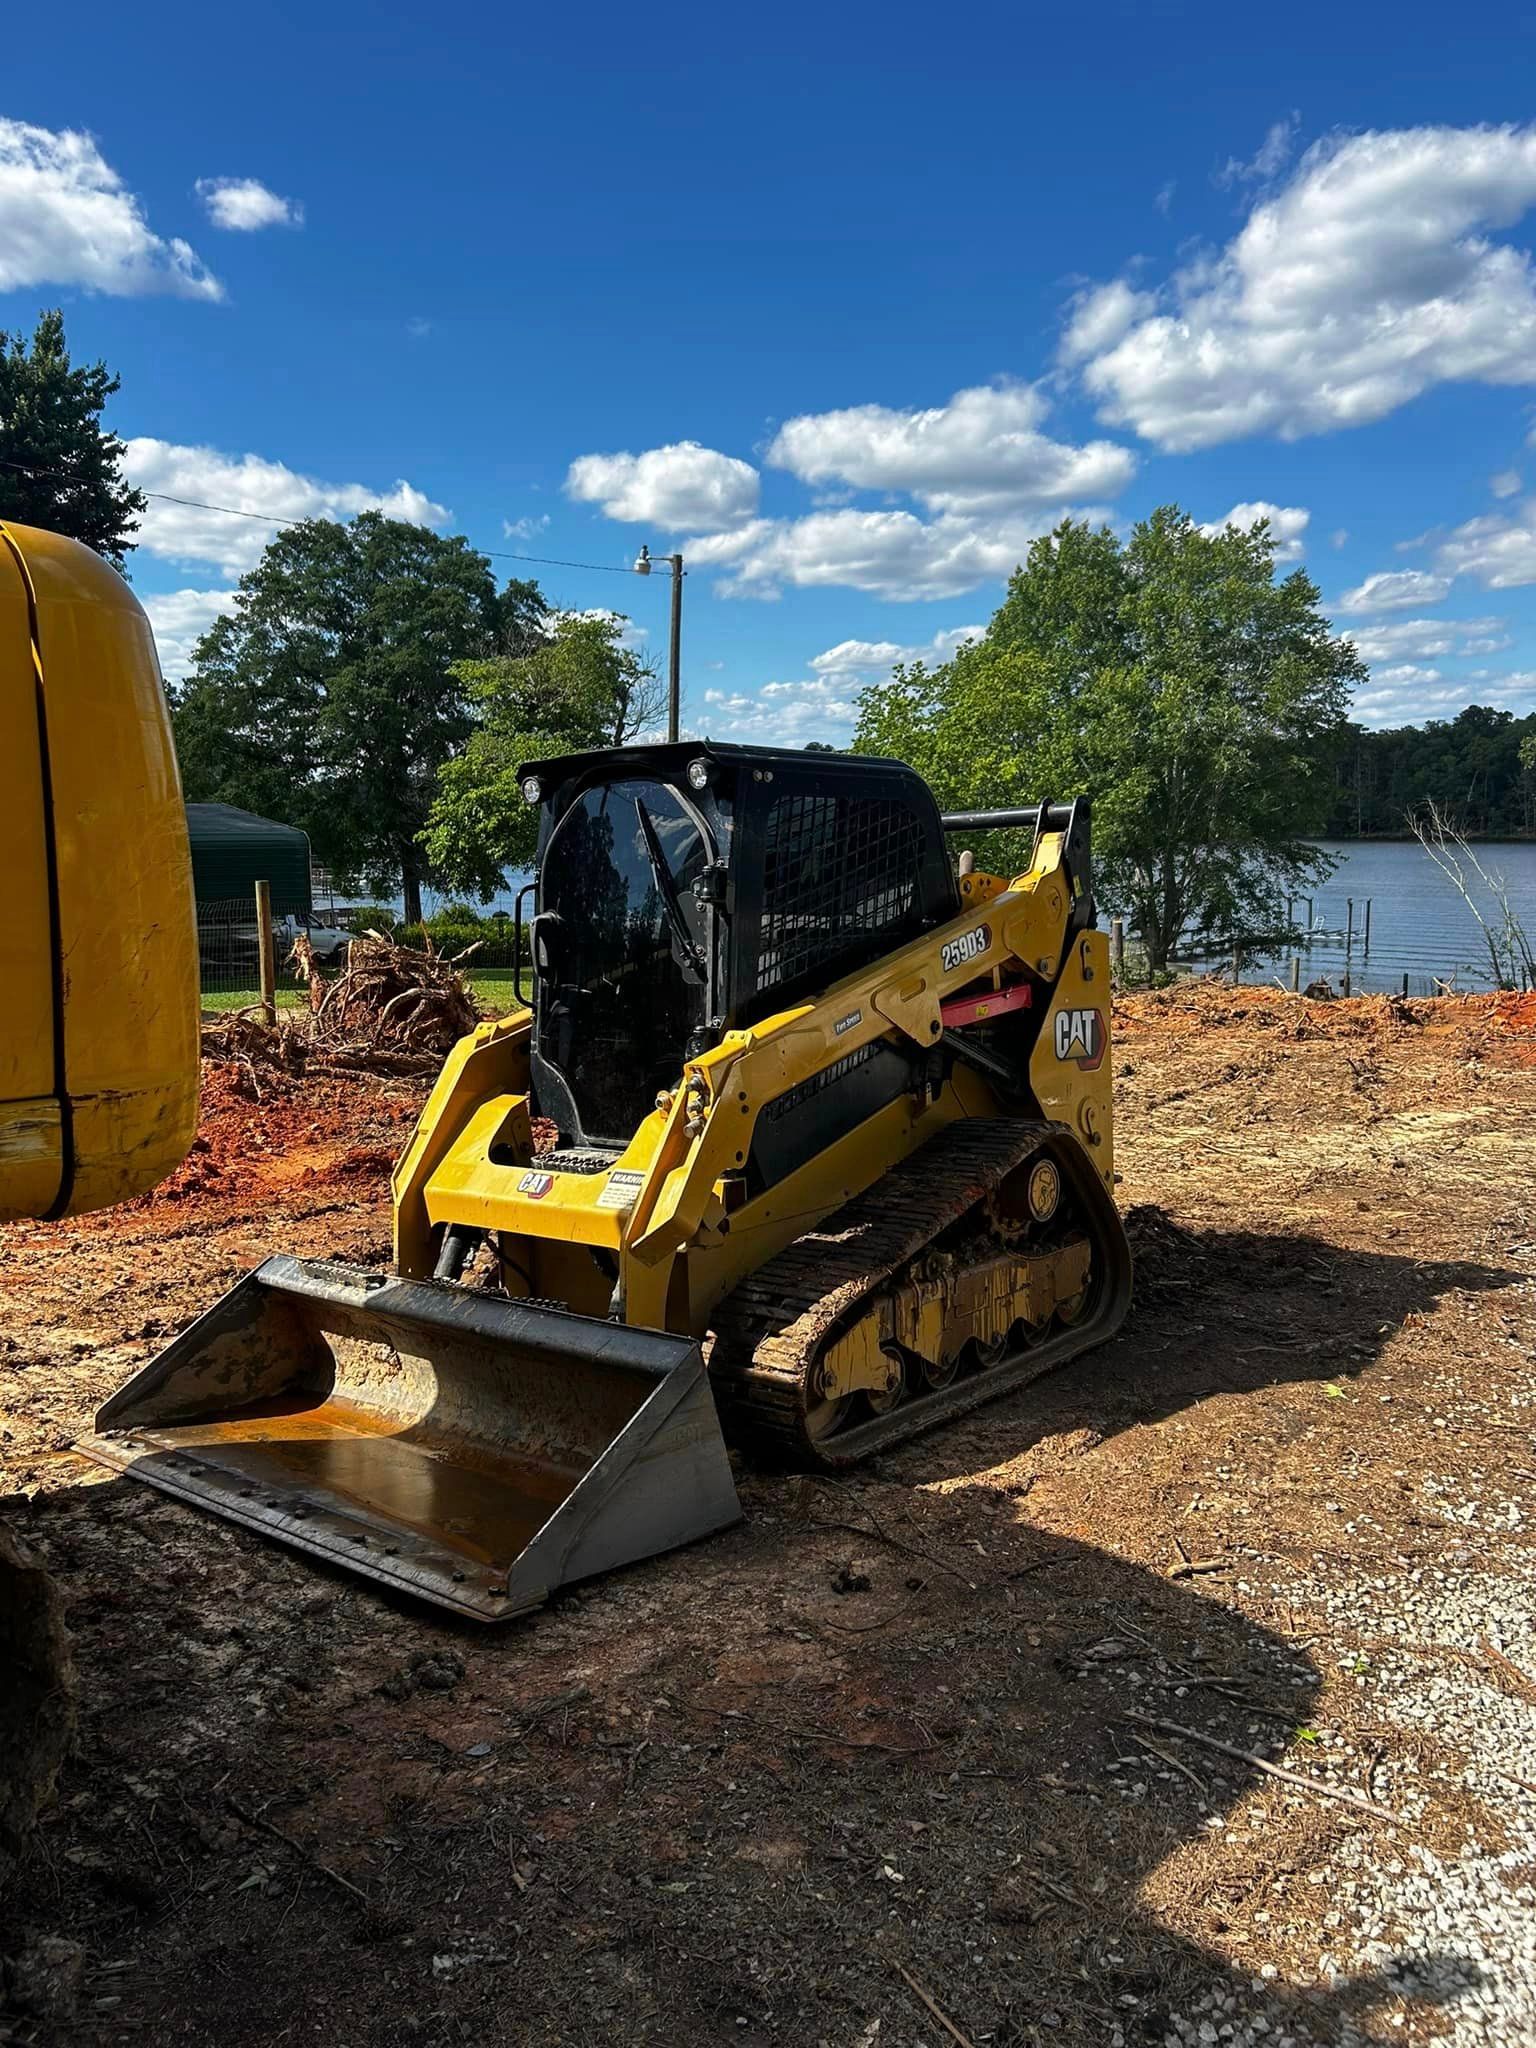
1407;799;1531;990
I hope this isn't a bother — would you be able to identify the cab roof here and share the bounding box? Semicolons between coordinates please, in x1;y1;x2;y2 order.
517;738;916;787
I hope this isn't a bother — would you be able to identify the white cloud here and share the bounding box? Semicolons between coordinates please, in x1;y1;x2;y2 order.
1336;568;1453;613
1197;499;1310;562
1216;113;1300;189
1344;615;1510;662
195;177;302;231
766;381;1136;515
1331;528;1350;549
1059;280;1158;365
685;505;1075;601
0;117;221;299
565;441;759;529
1434;496;1536;588
123;439;449;575
809;625;985;684
700;677;857;745
557;607;648;653
1069;124;1536;450
1352;666;1536;726
140;587;237;683
1491;468;1523;498
1154;180;1176;216
1373;663;1443;685
503;513;550;541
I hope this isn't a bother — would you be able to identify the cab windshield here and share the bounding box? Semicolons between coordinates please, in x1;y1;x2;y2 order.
537;778;712;1144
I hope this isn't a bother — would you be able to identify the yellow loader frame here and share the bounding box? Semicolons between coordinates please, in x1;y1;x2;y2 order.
394;823;1113;1337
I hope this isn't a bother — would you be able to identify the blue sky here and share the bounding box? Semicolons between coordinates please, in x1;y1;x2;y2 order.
6;0;1536;741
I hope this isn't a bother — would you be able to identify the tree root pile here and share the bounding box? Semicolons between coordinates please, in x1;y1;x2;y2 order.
199;1010;310;1090
295;933;479;1068
199;936;482;1085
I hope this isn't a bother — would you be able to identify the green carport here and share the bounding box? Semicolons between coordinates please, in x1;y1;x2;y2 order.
185;804;312;918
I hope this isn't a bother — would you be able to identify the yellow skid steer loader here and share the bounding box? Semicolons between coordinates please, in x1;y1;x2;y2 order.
82;744;1133;1619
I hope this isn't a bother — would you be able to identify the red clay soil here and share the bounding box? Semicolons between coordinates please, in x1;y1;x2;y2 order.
2;985;1535;2048
114;1064;418;1220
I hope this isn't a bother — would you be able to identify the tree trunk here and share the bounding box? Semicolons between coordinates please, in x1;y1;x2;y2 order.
402;852;424;926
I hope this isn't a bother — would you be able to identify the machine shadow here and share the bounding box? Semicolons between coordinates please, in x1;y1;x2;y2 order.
738;1516;1474;2048
0;1468;1487;2045
2;1211;1516;2040
880;1211;1528;1485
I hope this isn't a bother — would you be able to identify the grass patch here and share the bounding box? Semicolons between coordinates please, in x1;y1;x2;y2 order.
466;969;533;1014
200;970;532;1021
200;986;307;1014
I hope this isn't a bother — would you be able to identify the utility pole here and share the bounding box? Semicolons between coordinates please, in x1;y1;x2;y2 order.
667;552;683;742
635;547;685;742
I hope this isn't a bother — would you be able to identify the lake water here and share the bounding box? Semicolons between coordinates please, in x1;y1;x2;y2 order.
339;841;1536;997
1177;840;1536;995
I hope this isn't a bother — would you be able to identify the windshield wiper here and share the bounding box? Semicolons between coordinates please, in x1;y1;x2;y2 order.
634;799;707;982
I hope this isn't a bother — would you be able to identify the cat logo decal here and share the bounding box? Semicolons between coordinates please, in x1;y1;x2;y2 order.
1052;1006;1105;1072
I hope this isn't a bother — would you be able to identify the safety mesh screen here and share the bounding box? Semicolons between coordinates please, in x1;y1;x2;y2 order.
756;792;922;993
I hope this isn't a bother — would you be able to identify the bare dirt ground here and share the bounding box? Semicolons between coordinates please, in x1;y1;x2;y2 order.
3;986;1535;2048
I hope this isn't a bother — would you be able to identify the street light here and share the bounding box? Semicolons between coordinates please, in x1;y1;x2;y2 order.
633;545;684;742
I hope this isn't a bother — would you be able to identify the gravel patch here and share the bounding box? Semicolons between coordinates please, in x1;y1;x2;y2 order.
1156;1371;1536;2044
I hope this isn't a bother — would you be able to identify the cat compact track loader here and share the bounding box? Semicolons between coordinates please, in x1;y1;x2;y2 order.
81;743;1133;1620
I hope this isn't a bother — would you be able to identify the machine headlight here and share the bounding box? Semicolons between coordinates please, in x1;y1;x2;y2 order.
686;756;712;792
520;774;542;805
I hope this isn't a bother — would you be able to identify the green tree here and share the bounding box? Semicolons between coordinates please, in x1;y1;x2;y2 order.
0;309;145;569
173;512;504;920
1327;708;1536;837
422;613;661;897
494;576;549;657
857;506;1362;969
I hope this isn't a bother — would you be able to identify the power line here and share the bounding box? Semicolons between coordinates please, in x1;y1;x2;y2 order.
0;454;661;579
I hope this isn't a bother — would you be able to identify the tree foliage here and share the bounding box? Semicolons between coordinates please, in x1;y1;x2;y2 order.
172;512;503;920
0;309;146;569
857;507;1362;968
1327;706;1536;837
422;614;662;897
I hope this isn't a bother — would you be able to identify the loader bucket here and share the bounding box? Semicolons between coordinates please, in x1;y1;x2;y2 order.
77;1256;741;1622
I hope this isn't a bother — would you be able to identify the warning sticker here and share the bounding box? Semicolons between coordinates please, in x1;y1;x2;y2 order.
597;1169;647;1211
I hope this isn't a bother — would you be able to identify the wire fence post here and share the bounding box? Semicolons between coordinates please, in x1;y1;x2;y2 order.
1363;897;1372;952
1110;917;1124;972
255;879;276;1025
1344;897;1354;995
1290;955;1301;992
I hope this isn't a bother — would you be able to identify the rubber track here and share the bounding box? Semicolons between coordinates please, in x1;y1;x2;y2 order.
711;1117;1096;1469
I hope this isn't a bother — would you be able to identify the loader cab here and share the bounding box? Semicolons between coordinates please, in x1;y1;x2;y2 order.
519;742;960;1150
